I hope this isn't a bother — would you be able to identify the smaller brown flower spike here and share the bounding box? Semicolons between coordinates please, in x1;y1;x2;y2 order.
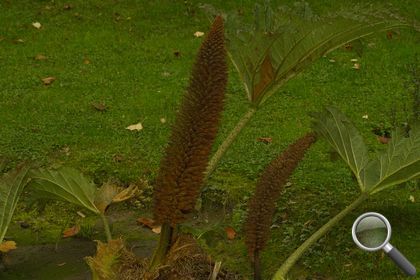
153;16;227;226
245;133;317;260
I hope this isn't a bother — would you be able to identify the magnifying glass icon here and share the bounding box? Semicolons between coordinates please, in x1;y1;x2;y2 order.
352;212;416;276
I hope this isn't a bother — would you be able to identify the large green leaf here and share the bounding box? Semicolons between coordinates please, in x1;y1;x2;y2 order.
362;123;420;194
0;165;31;242
224;3;413;106
312;107;420;194
29;167;100;214
310;107;369;191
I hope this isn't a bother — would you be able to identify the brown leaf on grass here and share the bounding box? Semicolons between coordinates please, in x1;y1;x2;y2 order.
257;137;272;144
42;76;56;85
63;4;73;10
62;225;80;237
151;226;161;234
77;211;86;218
112;154;124;162
126;123;143;131
194;31;205;37
83;57;91;64
34;54;47;61
352;63;360;70
137;217;156;228
344;43;353;51
0;241;17;253
32;22;42;29
12;39;24;44
92;102;107;111
377;135;390;144
137;217;161;234
225;227;236;240
386;30;400;40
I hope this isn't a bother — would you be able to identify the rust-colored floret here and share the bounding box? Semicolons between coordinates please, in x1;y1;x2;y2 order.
153;16;227;226
244;132;317;260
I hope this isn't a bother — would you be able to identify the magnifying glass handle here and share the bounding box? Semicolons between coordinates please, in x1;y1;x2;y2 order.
384;244;416;276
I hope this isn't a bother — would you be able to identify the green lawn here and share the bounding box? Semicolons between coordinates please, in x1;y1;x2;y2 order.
0;0;419;279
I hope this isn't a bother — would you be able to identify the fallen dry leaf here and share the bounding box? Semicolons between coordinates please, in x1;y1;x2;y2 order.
126;122;143;131
137;217;161;234
32;22;42;29
137;217;156;228
77;211;86;218
113;154;124;162
34;54;47;61
409;195;415;203
352;63;360;70
225;227;236;240
63;4;73;10
257;137;272;144
377;135;391;144
83;57;91;64
152;226;161;234
92;102;107;111
62;146;70;156
194;31;204;37
368;42;376;48
344;43;353;51
0;241;17;253
13;38;24;44
42;76;56;85
57;262;66;266
350;58;358;62
362;114;369;119
62;225;80;238
386;30;399;40
329;59;336;63
160;117;166;124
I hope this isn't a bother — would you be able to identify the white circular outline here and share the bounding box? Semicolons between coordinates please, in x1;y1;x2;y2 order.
352;212;392;252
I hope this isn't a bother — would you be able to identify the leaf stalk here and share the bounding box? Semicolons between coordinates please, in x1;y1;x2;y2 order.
273;193;368;280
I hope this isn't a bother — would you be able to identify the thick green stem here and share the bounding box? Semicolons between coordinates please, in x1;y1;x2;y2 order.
100;214;112;243
206;107;256;179
272;193;368;280
149;223;173;271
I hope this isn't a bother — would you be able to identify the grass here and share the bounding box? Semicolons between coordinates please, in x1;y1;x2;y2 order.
0;0;419;279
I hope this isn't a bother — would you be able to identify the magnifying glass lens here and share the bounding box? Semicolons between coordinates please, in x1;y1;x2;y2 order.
356;216;388;248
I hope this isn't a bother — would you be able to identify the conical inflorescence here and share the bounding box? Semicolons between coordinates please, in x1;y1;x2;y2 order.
153;16;227;226
244;132;317;262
